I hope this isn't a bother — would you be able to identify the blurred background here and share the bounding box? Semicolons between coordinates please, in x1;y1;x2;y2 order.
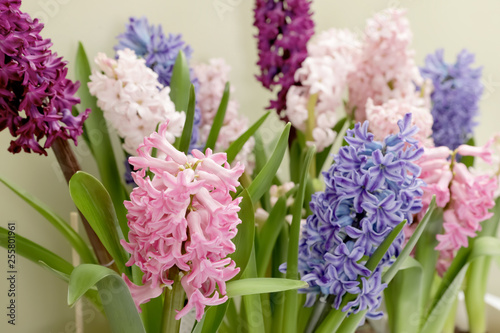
1;0;500;331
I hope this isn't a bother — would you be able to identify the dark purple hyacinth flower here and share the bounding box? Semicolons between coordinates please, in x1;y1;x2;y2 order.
420;49;483;150
254;0;314;119
295;113;424;319
0;0;90;155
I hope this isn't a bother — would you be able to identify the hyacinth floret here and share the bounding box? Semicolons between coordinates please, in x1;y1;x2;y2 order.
297;113;424;318
254;0;314;118
0;0;89;155
121;121;244;321
420;49;483;150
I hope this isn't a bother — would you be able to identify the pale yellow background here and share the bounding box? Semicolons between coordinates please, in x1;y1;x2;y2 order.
1;0;500;332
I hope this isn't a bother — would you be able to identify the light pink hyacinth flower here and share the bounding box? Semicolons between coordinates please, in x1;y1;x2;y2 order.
406;140;497;275
347;8;430;122
121;121;244;320
365;98;434;146
193;58;255;173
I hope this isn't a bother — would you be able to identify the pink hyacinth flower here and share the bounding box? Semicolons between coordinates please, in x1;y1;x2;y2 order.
121;120;244;321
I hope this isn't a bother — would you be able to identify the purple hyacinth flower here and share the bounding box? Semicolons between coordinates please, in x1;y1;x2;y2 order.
295;113;425;320
253;0;314;119
0;0;90;155
115;17;193;87
420;49;483;150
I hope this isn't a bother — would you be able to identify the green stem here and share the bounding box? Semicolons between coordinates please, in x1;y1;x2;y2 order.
305;93;318;179
465;257;490;333
271;224;288;333
442;295;458;333
161;268;185;333
304;299;327;333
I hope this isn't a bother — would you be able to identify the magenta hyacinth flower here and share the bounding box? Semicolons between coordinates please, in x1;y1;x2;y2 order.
121;121;245;321
254;0;314;119
0;0;90;155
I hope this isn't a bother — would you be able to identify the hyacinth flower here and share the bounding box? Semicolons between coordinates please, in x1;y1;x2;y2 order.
193;58;255;172
420;49;483;150
0;0;89;155
285;28;361;152
408;141;497;275
254;0;314;119
115;16;201;150
296;113;424;323
365;98;434;146
347;8;430;122
88;49;186;156
121;120;244;323
0;0;116;265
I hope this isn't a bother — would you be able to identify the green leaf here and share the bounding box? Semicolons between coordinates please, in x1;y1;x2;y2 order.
226;112;271;164
256;196;287;277
205;82;229;151
283;146;315;333
252;132;267;178
461;137;475;168
140;295;163;333
384;257;423;333
465;256;491;333
169;51;191;113
271;224;289;333
229;189;255;280
69;171;129;275
226;278;308;297
0;227;74;277
0;176;96;264
247;123;291;204
421;236;500;333
413;203;442;310
365;219;406;271
178;85;196;154
464;197;500;333
193;302;229;333
383;196;437;283
289;139;302;183
0;229;103;313
75;42;128;236
315;116;347;175
68;264;146;333
242;247;265;333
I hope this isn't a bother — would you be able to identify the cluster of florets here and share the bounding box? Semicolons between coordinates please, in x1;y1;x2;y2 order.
420;49;483;150
0;0;89;155
121;121;244;320
285;29;361;152
254;0;314;118
88;49;185;155
407;142;497;274
193;58;254;172
115;16;201;151
296;113;424;318
347;8;429;122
